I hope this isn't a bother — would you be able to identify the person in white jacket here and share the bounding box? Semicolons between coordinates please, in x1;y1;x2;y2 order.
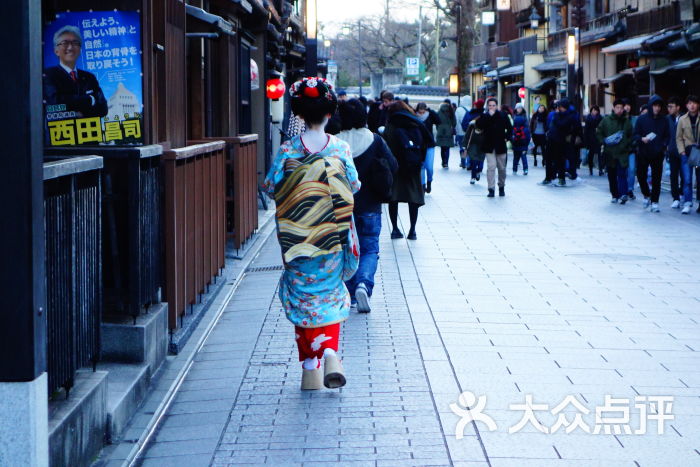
455;103;469;169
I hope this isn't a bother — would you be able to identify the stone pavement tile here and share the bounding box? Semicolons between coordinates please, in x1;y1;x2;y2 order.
488;459;633;467
143;437;220;458
473;432;559;459
207;232;457;466
443;435;489;462
154;423;225;443
140;453;213;467
550;433;630;460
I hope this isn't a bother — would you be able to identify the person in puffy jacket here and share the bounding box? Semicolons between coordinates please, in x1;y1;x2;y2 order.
511;104;531;175
633;95;670;212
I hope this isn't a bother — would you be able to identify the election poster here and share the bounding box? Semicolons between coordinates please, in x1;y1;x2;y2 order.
43;11;144;146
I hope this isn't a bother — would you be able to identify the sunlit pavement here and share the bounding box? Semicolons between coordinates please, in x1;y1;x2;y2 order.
141;150;700;466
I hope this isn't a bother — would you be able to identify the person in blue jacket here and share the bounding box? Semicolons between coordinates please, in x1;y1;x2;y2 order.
633;95;670;212
511;104;531;174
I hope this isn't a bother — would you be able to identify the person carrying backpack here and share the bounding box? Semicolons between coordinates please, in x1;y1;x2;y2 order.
336;99;398;313
384;100;434;240
512;104;531;175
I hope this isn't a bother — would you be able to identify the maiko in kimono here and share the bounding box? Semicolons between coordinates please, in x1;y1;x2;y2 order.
263;77;360;390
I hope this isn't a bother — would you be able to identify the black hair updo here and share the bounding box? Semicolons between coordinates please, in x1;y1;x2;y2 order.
338;99;367;131
289;77;338;126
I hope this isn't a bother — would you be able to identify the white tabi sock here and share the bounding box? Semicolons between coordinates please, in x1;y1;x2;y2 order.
302;357;319;370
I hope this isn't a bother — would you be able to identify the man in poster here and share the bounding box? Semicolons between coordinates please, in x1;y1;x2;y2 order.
43;25;108;118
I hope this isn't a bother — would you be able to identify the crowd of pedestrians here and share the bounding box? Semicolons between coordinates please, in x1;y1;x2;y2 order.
596;95;700;213
267;80;700;391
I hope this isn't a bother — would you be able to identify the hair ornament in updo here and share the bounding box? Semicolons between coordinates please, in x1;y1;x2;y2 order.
304;86;320;98
289;77;338;125
289;77;334;99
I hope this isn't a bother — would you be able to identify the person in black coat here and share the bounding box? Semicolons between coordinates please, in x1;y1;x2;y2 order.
367;91;393;133
384;101;434;240
633;95;670;211
529;104;548;167
545;99;579;186
476;97;512;197
43;26;108;119
584;106;604;176
336;99;398;313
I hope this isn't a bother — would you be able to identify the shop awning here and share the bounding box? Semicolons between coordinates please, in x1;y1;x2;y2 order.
620;65;650;75
601;33;654;54
232;0;254;14
498;64;524;77
650;57;700;75
485;69;498;78
478;81;498;91
505;81;524;88
527;77;556;91
599;72;627;84
581;27;623;46
185;4;235;36
643;28;683;50
533;60;566;72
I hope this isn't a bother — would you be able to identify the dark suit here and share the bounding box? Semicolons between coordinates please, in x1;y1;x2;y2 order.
43;65;108;118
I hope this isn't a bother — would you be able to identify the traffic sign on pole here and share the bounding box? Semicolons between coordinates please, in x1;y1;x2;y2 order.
405;57;420;77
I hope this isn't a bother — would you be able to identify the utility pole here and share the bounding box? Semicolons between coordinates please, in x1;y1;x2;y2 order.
358;20;363;97
456;0;462;105
435;9;440;86
417;6;422;83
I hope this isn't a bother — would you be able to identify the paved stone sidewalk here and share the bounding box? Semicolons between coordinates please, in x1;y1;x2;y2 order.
211;226;461;466
139;152;700;467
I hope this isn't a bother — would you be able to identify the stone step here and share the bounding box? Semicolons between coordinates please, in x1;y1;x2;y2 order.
49;370;108;467
102;362;151;444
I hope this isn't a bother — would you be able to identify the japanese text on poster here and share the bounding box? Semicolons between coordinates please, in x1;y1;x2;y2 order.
43;11;143;146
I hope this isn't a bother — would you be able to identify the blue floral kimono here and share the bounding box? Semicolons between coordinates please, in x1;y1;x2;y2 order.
263;134;360;328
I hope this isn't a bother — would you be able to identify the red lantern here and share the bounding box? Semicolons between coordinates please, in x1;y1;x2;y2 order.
518;87;526;99
266;78;286;100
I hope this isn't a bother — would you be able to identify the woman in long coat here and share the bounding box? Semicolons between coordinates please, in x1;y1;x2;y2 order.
436;102;457;168
263;77;360;390
384;100;434;240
